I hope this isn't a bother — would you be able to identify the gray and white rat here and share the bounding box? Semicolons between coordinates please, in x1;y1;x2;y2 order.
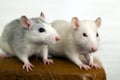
49;17;101;70
0;12;60;72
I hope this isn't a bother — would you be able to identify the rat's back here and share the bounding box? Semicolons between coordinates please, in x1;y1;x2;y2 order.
0;19;25;54
51;20;71;35
49;20;73;56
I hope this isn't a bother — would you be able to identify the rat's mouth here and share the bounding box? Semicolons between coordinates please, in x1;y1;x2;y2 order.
89;47;98;53
75;43;98;54
89;51;96;53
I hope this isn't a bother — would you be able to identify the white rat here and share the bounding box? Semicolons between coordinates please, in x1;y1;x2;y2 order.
49;17;101;70
0;12;60;72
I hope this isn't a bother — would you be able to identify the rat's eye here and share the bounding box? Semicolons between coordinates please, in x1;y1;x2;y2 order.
96;33;99;37
39;28;45;32
83;33;88;37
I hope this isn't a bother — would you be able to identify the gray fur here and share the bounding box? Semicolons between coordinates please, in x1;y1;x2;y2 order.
0;13;60;72
1;19;26;54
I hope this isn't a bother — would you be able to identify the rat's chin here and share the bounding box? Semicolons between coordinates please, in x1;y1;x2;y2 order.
45;39;57;45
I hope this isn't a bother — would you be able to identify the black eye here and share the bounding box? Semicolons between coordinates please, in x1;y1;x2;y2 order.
96;33;99;37
39;28;45;32
83;33;88;37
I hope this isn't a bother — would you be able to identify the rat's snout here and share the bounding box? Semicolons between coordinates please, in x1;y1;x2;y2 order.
91;45;97;52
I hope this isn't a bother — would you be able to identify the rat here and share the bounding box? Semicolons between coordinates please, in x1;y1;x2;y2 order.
0;12;60;72
49;17;102;70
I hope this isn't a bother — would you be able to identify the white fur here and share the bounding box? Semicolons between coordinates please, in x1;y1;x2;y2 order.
0;38;13;55
49;19;101;69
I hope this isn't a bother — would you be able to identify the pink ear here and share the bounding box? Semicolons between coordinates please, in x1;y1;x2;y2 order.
95;17;101;28
71;17;80;30
40;12;45;20
20;16;31;30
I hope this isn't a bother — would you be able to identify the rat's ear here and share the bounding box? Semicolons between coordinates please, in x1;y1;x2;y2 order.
40;12;45;20
20;16;31;30
95;17;101;28
71;17;80;30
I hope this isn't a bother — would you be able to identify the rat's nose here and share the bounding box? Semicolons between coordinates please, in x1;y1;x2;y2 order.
91;45;97;52
55;36;60;42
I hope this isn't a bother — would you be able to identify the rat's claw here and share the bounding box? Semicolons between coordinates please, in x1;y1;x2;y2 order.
23;63;34;72
89;63;101;69
43;59;53;65
79;64;91;70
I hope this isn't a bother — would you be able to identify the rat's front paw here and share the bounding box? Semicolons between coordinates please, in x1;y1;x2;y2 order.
89;63;101;69
79;64;91;70
43;59;53;65
23;63;34;72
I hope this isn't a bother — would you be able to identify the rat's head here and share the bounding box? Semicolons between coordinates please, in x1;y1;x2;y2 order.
20;12;60;44
71;17;101;54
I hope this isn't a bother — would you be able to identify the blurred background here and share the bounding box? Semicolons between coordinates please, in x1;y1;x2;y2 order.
0;0;120;80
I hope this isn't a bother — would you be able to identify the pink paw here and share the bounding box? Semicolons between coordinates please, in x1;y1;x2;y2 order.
79;64;91;70
23;63;34;72
89;63;101;69
43;59;53;65
0;54;11;59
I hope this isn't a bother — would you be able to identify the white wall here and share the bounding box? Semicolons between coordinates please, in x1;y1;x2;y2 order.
0;0;120;80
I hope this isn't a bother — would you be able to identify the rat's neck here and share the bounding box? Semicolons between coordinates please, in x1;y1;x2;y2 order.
74;41;89;55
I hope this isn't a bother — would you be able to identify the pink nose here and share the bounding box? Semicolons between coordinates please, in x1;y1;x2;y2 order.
55;36;60;41
91;45;97;52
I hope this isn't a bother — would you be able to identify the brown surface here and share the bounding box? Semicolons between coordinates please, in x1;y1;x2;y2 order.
0;57;106;80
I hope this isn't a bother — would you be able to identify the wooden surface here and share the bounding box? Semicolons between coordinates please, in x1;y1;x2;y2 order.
0;57;106;80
